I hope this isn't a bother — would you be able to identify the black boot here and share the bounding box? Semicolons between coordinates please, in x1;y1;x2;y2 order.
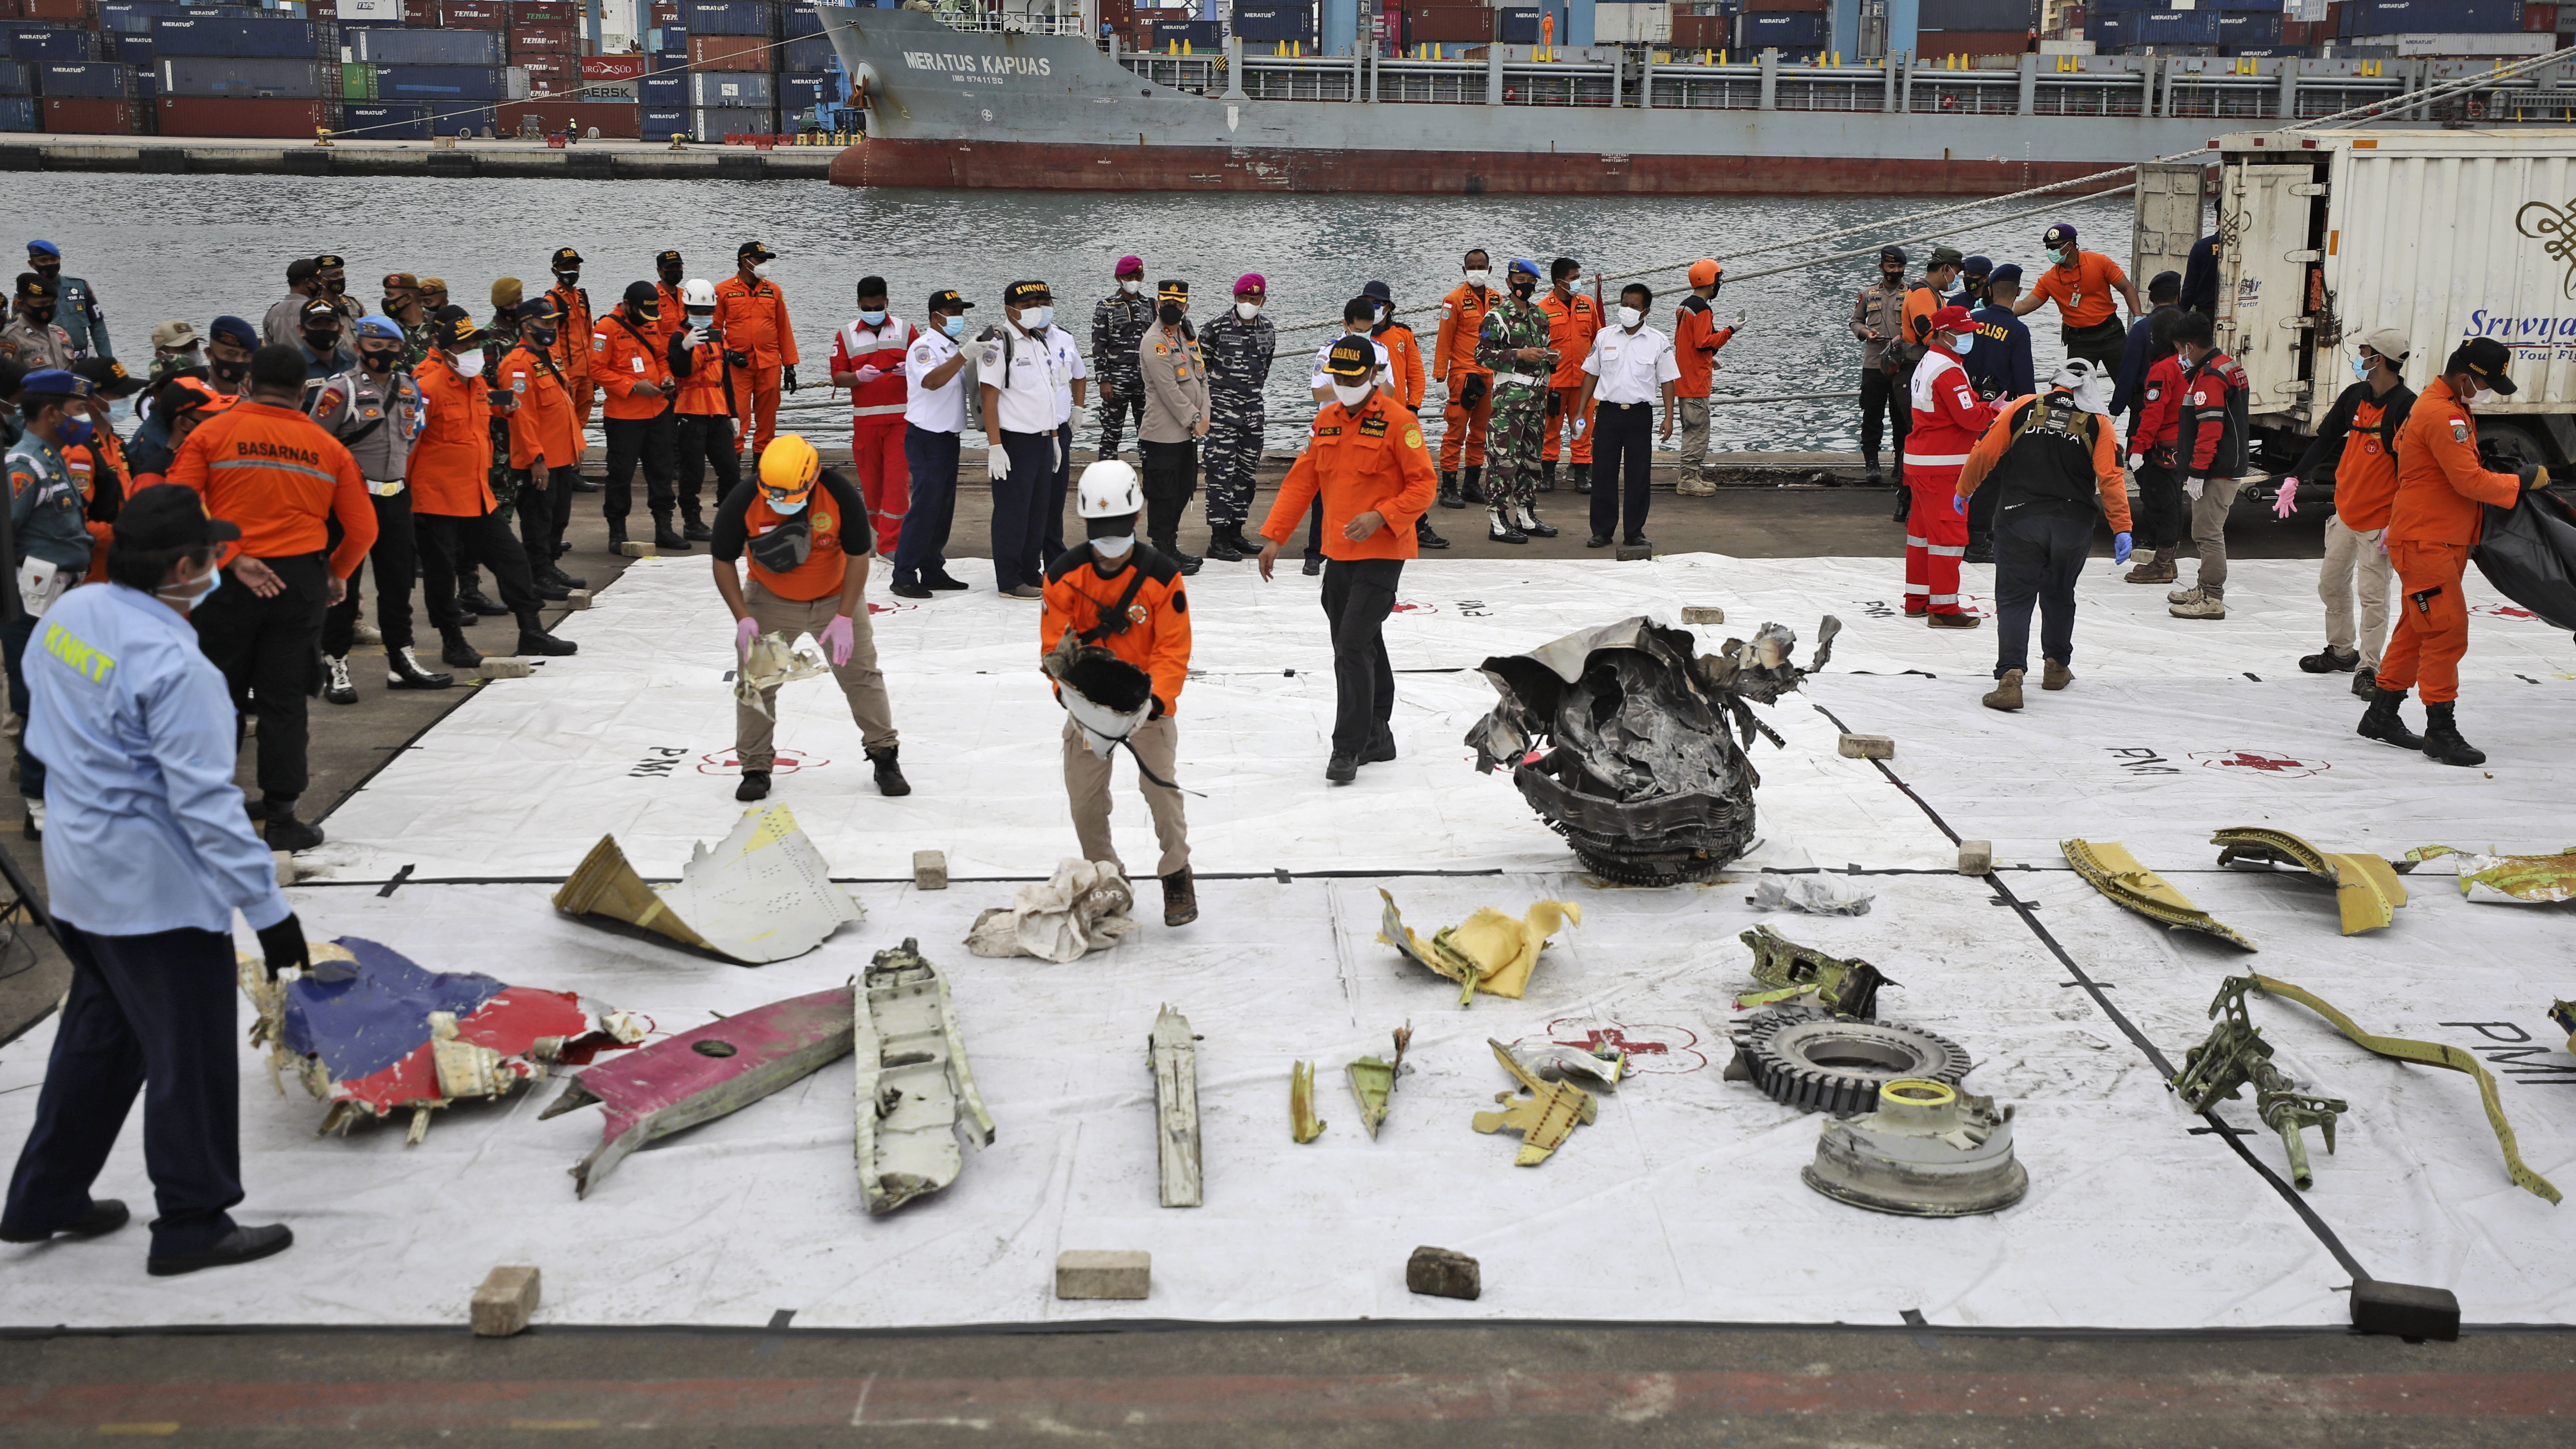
1462;466;1486;505
1204;527;1245;563
385;645;454;690
1539;460;1558;493
1161;865;1198;927
1486;506;1527;544
147;1223;293;1278
517;616;578;656
2420;701;2487;767
1863;452;1883;487
265;800;324;853
1570;462;1592;494
1437;469;1464;509
456;587;508;619
322;654;357;706
1151;537;1202;576
530;573;571;603
1892;487;1912;524
1414;515;1450;550
869;744;912;796
606;520;628;553
682;505;711;542
2356;686;2424;751
439;626;483;671
735;769;771;802
652;513;689;551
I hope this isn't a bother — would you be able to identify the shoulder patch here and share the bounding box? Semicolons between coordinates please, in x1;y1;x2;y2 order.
1404;428;1424;450
1440;304;1454;320
2452;419;2470;444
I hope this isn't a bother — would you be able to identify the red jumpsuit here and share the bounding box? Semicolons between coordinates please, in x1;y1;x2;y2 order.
831;315;915;556
2377;377;2524;704
1903;347;1995;616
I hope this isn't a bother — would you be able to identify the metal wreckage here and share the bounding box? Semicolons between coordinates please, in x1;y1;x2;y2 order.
1466;614;1840;884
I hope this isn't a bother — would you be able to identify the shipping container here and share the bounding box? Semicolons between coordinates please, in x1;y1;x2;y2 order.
639;67;681;102
10;27;102;64
44;96;146;132
23;0;94;20
784;2;826;37
1915;0;2031;30
154;93;334;133
651;24;688;53
2133;8;2221;43
38;60;137;95
1913;27;2028;51
1736;9;1827;44
776;68;832;109
2340;0;2523;35
1403;4;1493;42
2214;10;2283;42
149;16;334;58
507;23;576;51
496;98;640;135
516;53;573;89
2526;1;2557;27
0;94;35;128
580;52;646;81
649;0;680;19
350;27;508;64
2365;29;2554;51
440;0;507;26
639;102;684;139
1671;11;1725;45
779;31;831;68
373;61;524;98
688;67;770;104
689;103;771;139
1494;7;1540;43
682;0;777;36
337;97;433;137
160;56;332;97
333;0;429;21
0;56;28;92
688;32;767;68
1594;3;1672;43
1741;0;1825;11
104;31;152;63
1149;17;1222;46
1233;3;1316;41
99;2;243;37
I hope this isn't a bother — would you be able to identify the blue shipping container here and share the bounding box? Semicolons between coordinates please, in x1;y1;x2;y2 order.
10;29;103;65
107;33;156;64
640;105;687;141
640;71;685;103
778;69;836;109
1497;7;1541;42
39;63;139;99
780;33;834;68
0;59;29;95
1150;19;1224;45
1739;11;1828;44
148;17;331;59
690;104;773;141
375;65;516;101
652;25;690;54
2342;0;2523;35
349;28;509;66
338;99;434;140
0;95;35;131
1234;4;1318;40
2136;9;2222;43
2215;11;2282;42
160;56;327;97
690;69;773;105
682;1;779;37
96;3;253;35
784;3;828;38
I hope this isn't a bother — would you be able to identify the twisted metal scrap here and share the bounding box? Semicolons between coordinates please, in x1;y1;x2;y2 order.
1734;924;1894;1019
2169;978;2347;1191
733;631;830;719
2063;838;2256;951
2211;826;2408;935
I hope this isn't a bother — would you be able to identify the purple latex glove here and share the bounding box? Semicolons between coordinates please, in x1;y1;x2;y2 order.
1950;492;1967;515
2272;476;2299;520
734;615;759;661
819;612;856;668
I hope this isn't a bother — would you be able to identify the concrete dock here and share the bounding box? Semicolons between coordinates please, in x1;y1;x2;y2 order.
0;134;838;179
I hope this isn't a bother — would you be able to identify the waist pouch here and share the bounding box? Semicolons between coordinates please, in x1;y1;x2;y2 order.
746;518;814;574
1458;373;1488;411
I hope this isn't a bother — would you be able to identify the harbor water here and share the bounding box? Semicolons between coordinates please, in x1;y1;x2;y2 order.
57;175;2132;453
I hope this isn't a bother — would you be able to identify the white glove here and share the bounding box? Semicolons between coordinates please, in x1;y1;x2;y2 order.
853;363;883;384
987;446;1009;482
679;328;702;351
2184;476;2205;502
1052;435;1063;470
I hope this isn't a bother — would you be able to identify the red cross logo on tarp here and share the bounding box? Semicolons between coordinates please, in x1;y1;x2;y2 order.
1510;1019;1709;1076
1390;601;1437;614
699;749;824;776
2188;749;2328;778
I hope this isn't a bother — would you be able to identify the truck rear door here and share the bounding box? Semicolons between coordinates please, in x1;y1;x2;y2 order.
2219;162;2323;425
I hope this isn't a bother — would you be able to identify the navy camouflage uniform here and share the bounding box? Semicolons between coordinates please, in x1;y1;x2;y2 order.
1090;290;1154;458
1474;294;1554;514
1197;308;1275;536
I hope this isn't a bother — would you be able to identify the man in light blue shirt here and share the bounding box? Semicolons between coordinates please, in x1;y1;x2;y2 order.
1;485;312;1277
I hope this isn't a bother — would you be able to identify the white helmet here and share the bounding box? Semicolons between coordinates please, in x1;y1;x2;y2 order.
1076;459;1142;518
679;278;717;308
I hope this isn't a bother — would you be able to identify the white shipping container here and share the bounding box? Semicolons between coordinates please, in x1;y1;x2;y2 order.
1592;2;1672;45
2380;33;2556;57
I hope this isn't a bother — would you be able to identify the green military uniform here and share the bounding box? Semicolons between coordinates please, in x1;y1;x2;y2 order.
480;312;522;507
1474;289;1555;529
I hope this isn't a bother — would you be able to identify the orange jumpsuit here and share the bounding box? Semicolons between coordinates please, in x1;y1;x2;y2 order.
1375;320;1426;409
545;280;595;430
1539;289;1600;466
714;274;797;456
502;342;581;471
2376;377;2524;705
1432;281;1496;472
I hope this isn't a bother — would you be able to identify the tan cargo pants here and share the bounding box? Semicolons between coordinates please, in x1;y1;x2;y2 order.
1061;714;1189;879
2319;514;2394;666
2187;477;2245;595
735;579;897;772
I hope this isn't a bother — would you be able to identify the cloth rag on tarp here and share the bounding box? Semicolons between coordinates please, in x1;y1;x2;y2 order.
965;858;1142;963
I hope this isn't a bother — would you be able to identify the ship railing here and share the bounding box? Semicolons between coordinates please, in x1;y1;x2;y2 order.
1905;73;2020;117
934;14;1089;36
2165;76;2299;122
2290;81;2406;119
1368;58;1486;106
1240;56;1359;102
1499;62;1619;107
1124;54;1225;95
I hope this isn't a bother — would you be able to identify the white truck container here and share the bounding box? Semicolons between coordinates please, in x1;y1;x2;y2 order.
2188;127;2576;481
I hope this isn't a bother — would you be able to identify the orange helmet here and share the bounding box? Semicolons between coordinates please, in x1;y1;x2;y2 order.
1688;259;1723;289
758;434;821;506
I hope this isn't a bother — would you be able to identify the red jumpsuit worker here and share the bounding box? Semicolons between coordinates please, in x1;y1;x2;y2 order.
714;240;798;459
829;278;915;558
2361;337;2549;768
1431;250;1497;503
1903;305;1996;626
1538;262;1600;489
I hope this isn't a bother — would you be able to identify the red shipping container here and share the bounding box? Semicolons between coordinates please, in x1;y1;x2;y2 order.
689;34;769;70
0;1;26;21
581;53;646;81
157;96;337;137
443;1;510;27
650;1;680;20
22;0;93;22
1913;29;2028;54
510;2;580;22
510;24;579;52
1405;5;1493;42
1672;13;1725;46
42;96;142;134
2525;3;2557;30
498;99;638;137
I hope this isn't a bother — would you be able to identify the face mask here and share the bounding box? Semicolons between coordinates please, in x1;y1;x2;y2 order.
1950;334;1975;355
212;356;248;383
1021;304;1053;332
940;315;965;338
158;560;220;612
525;325;557;347
752;262;772;281
1236;300;1261;320
2046;248;2067;265
1090;532;1134;559
1374;303;1390;323
764;490;809;515
2468;383;2498;406
27;306;54;326
1120;278;1141;295
1330;379;1372;408
1465;269;1489;287
302;330;340;355
323;278;346;296
1158;303;1184;325
454;350;486;379
361;350;395;373
860;308;886;326
61;416;93;448
30;259;58;278
1616;306;1642;329
660;268;682;287
1509;281;1535;300
2353;356;2373;380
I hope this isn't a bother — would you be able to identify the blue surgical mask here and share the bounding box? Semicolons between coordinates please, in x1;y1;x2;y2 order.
861;309;886;326
2352;356;2371;380
940;315;965;338
158;561;220;612
765;492;809;515
2046;247;2067;265
1952;335;1975;355
61;416;93;447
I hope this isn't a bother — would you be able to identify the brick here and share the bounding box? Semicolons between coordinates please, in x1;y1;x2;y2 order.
272;852;298;888
1957;840;1992;875
617;541;656;558
470;1264;541;1336
561;589;592;610
478;658;532;679
1614;542;1653;562
1837;733;1894;760
1680;605;1725;625
913;849;948;890
1406;1245;1480;1301
2351;1278;2460;1341
1055;1249;1149;1300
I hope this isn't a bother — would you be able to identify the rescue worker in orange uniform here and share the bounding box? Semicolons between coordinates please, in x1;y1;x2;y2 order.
501;297;581;567
1255;336;1439;785
543;247;596;437
1537;256;1600;494
1041;459;1197;928
651;250;687;349
1431;247;1497;508
1671;259;1739;495
829;274;914;558
1902;305;1995;628
1364;278;1445;551
409;306;574;671
166;343;377;852
595;281;685;553
2359;337;2549;768
710;434;907;805
714;240;798;461
2277;326;2414;695
667;278;740;538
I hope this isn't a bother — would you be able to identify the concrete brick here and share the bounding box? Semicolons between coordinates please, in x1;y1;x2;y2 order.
1614;542;1653;562
561;589;592;610
1055;1249;1149;1300
617;541;656;559
913;849;948;890
1680;605;1726;625
273;851;298;888
1957;840;1993;875
2351;1278;2460;1341
478;658;533;680
1837;733;1894;760
1406;1246;1480;1301
470;1264;541;1336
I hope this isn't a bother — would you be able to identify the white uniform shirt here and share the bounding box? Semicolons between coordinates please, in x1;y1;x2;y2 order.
980;323;1062;435
1043;323;1088;426
903;327;966;434
1583;323;1681;405
1309;332;1393;391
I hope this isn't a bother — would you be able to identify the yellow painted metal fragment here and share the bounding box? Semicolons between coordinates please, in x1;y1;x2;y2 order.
1290;1060;1325;1143
2062;838;2255;951
1376;890;1581;1002
1468;1038;1598;1166
2211;827;2407;935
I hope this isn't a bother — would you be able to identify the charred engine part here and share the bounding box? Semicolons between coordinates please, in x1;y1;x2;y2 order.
1804;1078;2029;1217
1465;615;1840;885
1735;925;1895;1018
1725;1010;1971;1116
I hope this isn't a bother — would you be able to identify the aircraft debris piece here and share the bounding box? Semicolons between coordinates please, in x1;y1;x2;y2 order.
239;937;643;1143
543;985;854;1198
1150;1004;1202;1207
2225;974;2561;1206
2062;838;2256;951
552;804;864;965
966;857;1140;963
1375;890;1581;1003
1470;1038;1598;1165
732;630;830;719
2553;1000;2576;1054
1804;1077;2029;1217
2169;979;2347;1190
1748;875;1876;916
1734;925;1894;1017
2212;827;2409;935
1346;1023;1413;1139
1725;1009;1971;1115
1290;1061;1325;1143
853;938;995;1214
1464;614;1838;884
1512;1040;1626;1092
2405;844;2576;905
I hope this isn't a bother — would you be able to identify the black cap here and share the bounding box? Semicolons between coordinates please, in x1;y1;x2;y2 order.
1158;279;1189;301
118;483;242;552
2449;336;2518;396
1322;335;1374;380
622;280;660;308
430;304;483;349
928;288;973;313
518;297;562;323
298;296;343;325
738;240;776;262
1362;279;1392;303
1880;246;1907;266
655;249;682;267
552;247;583;270
1928;246;1966;270
312;253;346;270
1004;279;1051;306
72;357;141;399
15;272;54;300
